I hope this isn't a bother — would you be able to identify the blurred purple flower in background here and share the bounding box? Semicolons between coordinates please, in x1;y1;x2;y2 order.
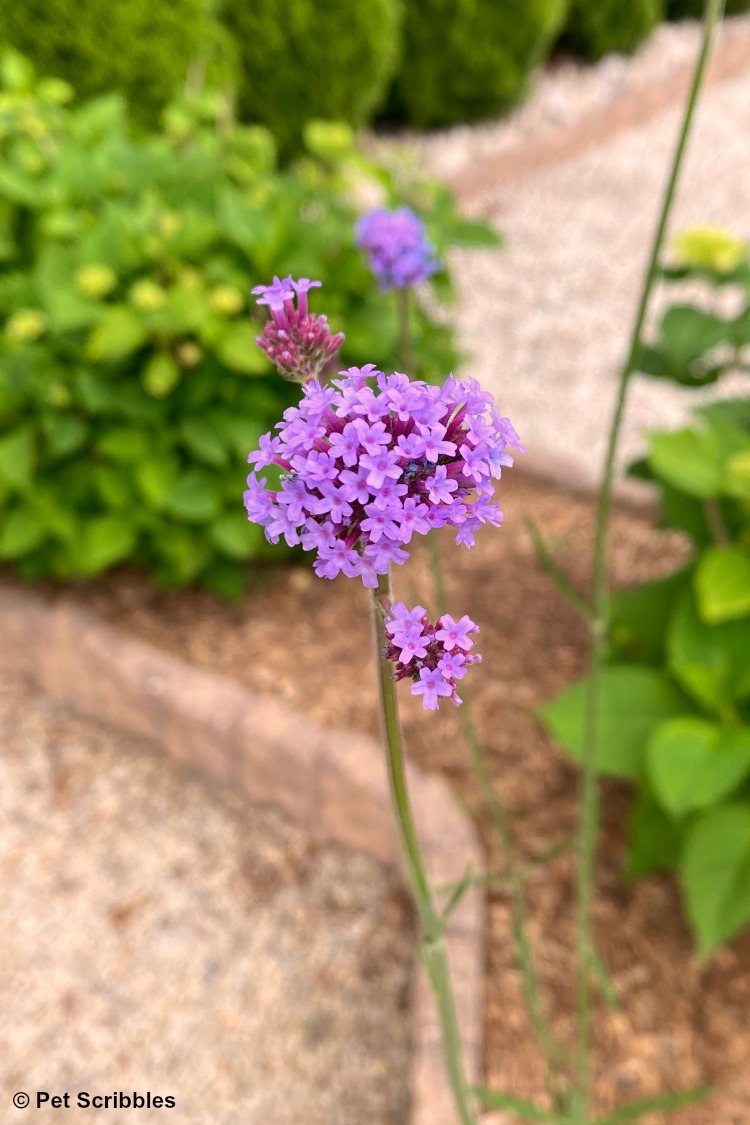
252;275;344;383
356;207;440;291
383;603;481;710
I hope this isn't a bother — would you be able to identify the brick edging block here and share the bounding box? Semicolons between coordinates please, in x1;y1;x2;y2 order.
0;583;484;1125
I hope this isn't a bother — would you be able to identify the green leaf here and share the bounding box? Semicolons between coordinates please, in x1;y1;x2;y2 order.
40;414;88;460
0;506;46;558
0;427;35;489
303;119;355;159
681;803;750;958
647;428;724;498
668;587;750;712
179;418;229;468
149;283;207;335
215;414;265;459
209;512;263;560
142;353;181;399
472;1088;571;1123
647;718;750;816
92;464;134;508
659;304;728;369
34;246;101;332
215;322;270;374
0;164;39;206
540;666;689;778
87;307;148;362
610;567;691;664
164;470;222;523
96;427;150;462
77;516;137;574
595;1086;711;1123
626;788;683;879
154;524;212;584
134;457;180;509
695;546;750;624
201;558;246;599
441;215;502;248
724;449;750;500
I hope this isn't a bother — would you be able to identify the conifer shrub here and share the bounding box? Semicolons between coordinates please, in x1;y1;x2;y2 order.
0;0;215;127
562;0;665;60
385;0;567;129
221;0;401;153
667;0;749;16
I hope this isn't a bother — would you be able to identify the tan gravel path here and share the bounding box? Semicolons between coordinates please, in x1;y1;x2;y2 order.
0;674;414;1124
404;17;750;491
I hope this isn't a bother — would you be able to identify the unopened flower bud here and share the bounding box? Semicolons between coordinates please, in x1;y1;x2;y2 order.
177;340;203;368
209;286;244;316
251;275;344;383
6;308;46;342
75;264;117;300
129;279;167;311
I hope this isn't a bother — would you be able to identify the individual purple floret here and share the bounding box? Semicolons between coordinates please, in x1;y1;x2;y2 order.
356;207;440;291
252;275;345;383
244;365;523;586
383;603;481;710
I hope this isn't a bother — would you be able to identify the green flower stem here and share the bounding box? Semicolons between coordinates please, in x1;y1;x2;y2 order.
574;3;724;1120
396;287;415;378
371;570;477;1125
457;684;568;1111
395;284;563;1106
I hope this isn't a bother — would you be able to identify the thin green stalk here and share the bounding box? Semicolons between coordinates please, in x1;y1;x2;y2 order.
396;287;415;376
574;3;724;1120
371;570;477;1125
395;285;564;1106
457;685;568;1111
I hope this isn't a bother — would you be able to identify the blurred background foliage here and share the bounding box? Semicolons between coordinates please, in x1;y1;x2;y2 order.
0;52;496;596
2;0;750;141
542;235;750;957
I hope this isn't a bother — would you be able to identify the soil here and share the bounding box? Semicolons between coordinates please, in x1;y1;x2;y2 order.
33;470;750;1123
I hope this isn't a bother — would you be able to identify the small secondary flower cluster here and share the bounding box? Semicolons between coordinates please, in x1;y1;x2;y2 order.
356;207;439;291
252;276;344;383
244;364;523;586
383;604;481;710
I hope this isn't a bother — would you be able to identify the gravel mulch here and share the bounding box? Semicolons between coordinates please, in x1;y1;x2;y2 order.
0;675;414;1124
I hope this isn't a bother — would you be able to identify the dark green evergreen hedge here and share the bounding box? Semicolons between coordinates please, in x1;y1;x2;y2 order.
667;0;750;16
221;0;401;153
385;0;567;128
0;0;213;126
563;0;665;60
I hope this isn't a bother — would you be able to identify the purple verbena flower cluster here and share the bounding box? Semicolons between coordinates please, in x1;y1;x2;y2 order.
244;365;523;586
252;276;344;383
356;207;440;291
383;603;481;710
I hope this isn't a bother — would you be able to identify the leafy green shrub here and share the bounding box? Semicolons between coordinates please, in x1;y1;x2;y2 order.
386;0;567;129
667;0;750;18
541;232;750;959
221;0;401;154
562;0;665;60
0;0;217;128
0;53;497;597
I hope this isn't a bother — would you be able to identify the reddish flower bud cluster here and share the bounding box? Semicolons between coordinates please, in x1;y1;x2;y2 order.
252;276;344;383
